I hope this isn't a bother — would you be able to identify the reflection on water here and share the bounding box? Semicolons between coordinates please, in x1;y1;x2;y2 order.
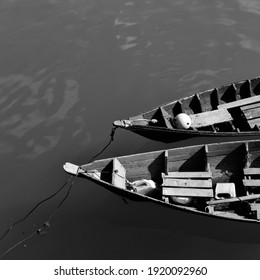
0;72;82;159
1;0;260;259
238;0;260;16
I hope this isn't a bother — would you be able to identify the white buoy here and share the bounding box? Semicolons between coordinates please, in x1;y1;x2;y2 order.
174;113;191;129
169;196;193;205
131;179;156;195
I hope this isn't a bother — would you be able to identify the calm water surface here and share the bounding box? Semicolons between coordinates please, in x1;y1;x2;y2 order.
1;0;260;259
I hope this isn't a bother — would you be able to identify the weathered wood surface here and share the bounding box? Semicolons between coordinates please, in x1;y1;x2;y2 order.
243;179;260;187
129;114;147;125
207;194;260;205
242;103;260;119
163;171;212;179
244;168;260;175
217;95;260;109
112;158;126;189
163;187;213;197
248;118;260;129
189;108;233;128
241;102;260;128
162;178;212;188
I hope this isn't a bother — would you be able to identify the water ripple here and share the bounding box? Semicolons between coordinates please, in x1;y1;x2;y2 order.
238;33;260;53
0;71;84;159
179;68;231;82
237;0;260;16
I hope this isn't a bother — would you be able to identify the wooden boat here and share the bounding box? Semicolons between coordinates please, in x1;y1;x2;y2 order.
113;76;260;142
64;139;260;227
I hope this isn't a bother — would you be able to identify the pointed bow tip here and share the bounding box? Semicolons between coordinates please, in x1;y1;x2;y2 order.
63;162;80;175
113;120;126;127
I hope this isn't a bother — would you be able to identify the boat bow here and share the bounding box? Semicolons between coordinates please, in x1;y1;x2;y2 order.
113;119;132;128
63;162;84;176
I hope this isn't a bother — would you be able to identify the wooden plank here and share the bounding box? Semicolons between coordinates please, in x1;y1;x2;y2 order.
217;95;260;109
163;171;212;179
163;187;213;197
244;168;260;175
241;102;260;111
248;117;260;128
243;179;260;187
162;178;212;188
207;194;260;206
112;158;126;189
189;108;233;128
242;106;260;120
129;114;147;125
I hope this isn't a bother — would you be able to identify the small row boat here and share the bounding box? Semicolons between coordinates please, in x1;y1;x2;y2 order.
64;139;260;224
114;76;260;142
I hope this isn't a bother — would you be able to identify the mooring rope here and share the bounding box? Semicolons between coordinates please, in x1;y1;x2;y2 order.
0;175;73;243
0;172;79;258
0;126;118;258
88;126;117;163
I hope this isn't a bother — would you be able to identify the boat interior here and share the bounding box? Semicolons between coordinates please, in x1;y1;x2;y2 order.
131;77;260;132
82;140;260;221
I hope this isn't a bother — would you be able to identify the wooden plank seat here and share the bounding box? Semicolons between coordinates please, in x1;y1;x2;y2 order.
164;171;212;179
217;95;260;110
240;102;260;129
162;172;213;199
189;108;233;128
243;167;260;194
244;168;260;175
162;146;213;201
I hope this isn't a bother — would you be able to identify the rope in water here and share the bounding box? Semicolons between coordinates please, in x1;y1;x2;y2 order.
88;127;117;163
0;126;118;258
0;172;79;258
0;175;73;243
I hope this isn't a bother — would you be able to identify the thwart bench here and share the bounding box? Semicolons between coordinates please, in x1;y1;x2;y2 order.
162;171;213;202
162;146;214;202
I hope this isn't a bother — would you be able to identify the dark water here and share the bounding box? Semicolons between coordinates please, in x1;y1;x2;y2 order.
1;0;260;259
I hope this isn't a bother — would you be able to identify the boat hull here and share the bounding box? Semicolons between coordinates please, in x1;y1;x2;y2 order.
81;174;260;245
125;125;260;143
